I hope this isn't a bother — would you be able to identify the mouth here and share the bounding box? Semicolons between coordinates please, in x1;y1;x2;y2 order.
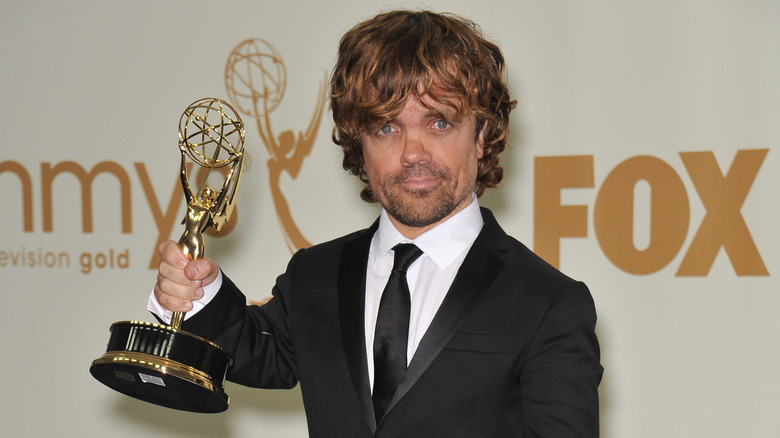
392;167;446;193
401;175;440;191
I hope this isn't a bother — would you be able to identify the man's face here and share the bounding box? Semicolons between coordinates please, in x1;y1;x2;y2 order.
360;96;484;237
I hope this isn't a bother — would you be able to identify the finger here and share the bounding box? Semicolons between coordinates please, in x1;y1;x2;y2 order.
154;283;196;313
158;257;191;286
159;240;189;269
156;271;203;301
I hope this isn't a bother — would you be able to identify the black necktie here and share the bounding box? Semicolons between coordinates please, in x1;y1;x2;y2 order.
372;243;423;421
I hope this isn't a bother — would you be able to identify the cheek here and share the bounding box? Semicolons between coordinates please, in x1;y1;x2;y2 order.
453;147;481;178
361;151;385;185
460;160;479;186
450;154;480;191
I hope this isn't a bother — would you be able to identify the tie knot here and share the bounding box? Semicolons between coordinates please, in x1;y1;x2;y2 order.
391;243;423;273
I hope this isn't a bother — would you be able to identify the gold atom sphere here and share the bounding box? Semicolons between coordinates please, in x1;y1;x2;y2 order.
179;98;245;168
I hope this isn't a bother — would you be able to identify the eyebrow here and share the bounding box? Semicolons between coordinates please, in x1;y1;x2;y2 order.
369;101;464;129
423;108;463;124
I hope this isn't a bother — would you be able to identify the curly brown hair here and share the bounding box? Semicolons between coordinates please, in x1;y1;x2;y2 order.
330;10;516;202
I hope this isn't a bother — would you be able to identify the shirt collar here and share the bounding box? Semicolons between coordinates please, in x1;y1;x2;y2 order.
371;193;484;270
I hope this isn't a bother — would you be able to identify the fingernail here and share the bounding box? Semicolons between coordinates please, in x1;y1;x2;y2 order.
177;259;187;268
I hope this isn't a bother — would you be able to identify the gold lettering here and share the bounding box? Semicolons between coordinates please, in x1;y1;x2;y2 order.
676;149;769;276
0;160;34;232
117;248;130;268
594;156;689;275
80;252;92;274
533;156;594;268
41;161;132;233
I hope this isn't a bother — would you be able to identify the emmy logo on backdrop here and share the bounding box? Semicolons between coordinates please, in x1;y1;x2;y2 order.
90;98;245;413
225;38;327;252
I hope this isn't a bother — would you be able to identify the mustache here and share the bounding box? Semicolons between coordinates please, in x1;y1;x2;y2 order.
388;164;448;185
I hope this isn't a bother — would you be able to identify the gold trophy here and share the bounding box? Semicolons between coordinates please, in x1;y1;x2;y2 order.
90;98;245;413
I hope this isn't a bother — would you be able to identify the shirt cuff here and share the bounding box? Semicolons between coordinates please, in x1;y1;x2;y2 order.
147;269;224;324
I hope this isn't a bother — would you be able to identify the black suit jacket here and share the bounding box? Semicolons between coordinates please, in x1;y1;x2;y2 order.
183;208;602;437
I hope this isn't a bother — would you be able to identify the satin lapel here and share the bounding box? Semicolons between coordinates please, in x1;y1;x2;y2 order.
337;225;378;431
384;216;506;418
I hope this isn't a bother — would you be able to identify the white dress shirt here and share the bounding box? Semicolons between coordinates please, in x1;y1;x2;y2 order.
148;194;484;392
364;194;483;389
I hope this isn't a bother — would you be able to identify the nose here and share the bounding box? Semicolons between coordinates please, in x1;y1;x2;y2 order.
401;131;431;166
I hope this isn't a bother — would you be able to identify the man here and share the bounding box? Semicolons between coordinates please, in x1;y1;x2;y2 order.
151;10;602;437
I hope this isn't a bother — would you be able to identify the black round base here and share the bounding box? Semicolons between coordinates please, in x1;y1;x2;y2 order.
90;320;232;413
90;357;228;413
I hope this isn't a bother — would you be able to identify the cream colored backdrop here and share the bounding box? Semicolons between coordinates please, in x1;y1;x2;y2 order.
1;1;777;437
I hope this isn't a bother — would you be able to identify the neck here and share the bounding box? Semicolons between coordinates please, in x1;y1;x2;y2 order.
389;218;438;240
387;197;474;240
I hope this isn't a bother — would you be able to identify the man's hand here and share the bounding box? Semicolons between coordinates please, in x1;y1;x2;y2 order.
153;240;220;313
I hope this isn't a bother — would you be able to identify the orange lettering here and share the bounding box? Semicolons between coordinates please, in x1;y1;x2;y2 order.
594;156;689;275
676;149;769;276
533;156;594;268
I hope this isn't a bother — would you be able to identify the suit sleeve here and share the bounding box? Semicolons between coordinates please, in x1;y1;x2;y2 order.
180;251;303;390
520;281;603;437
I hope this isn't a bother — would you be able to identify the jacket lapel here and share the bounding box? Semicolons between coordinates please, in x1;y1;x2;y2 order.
382;208;507;420
337;223;379;431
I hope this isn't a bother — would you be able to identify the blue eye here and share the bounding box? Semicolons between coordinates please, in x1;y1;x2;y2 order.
378;125;393;135
434;120;450;130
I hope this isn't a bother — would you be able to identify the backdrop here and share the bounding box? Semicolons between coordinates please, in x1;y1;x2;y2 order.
1;0;778;437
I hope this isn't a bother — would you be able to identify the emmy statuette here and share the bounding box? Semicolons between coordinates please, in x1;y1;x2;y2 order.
90;98;245;413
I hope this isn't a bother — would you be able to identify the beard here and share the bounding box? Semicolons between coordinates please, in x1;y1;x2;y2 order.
375;164;468;228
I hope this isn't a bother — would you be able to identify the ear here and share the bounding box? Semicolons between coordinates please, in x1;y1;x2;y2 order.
475;120;486;159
